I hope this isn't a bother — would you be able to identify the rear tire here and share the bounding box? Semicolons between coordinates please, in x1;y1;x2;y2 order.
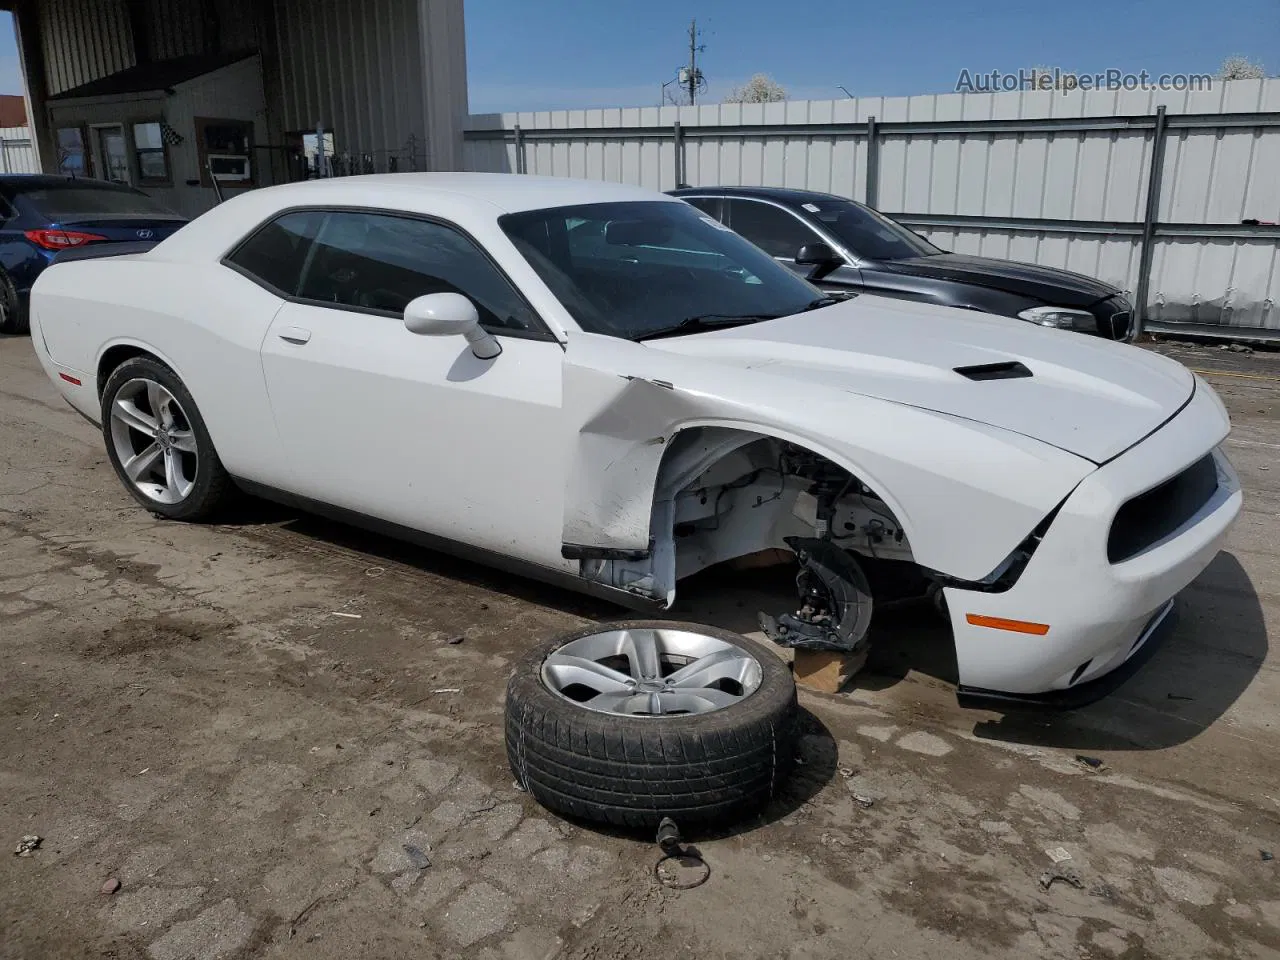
0;273;27;335
100;356;232;521
506;620;799;830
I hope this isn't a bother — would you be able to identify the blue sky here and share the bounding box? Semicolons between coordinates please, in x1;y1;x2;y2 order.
0;2;1272;111
0;12;17;96
465;0;1278;113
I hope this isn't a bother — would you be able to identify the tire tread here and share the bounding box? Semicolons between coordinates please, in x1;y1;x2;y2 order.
505;620;798;829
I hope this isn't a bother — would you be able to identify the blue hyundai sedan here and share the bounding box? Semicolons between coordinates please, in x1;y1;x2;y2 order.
0;176;188;334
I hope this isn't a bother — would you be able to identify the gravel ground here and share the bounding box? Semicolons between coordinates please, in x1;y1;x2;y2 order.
2;332;1280;960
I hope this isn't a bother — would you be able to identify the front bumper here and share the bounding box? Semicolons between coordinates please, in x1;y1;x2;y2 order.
943;383;1241;697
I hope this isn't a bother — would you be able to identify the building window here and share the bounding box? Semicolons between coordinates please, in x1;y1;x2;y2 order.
132;121;170;185
195;117;255;188
56;127;88;177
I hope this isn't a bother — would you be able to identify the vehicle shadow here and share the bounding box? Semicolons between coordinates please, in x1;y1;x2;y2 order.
676;553;1267;752
220;496;1266;753
968;552;1268;751
217;496;618;622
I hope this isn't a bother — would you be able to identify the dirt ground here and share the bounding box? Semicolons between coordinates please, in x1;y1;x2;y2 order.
3;333;1280;960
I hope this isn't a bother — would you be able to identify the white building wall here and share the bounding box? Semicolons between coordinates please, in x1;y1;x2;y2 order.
271;0;467;170
467;80;1280;333
45;55;269;219
39;0;134;96
156;55;270;218
0;127;39;173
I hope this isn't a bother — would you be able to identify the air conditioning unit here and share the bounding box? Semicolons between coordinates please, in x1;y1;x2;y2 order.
206;154;252;182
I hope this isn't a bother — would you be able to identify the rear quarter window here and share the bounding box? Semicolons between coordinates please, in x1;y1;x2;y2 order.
224;211;326;296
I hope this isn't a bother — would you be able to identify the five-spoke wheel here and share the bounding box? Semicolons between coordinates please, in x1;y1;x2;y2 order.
507;620;798;829
100;356;231;520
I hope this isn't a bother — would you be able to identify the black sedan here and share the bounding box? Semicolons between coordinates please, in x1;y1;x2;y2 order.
668;186;1132;340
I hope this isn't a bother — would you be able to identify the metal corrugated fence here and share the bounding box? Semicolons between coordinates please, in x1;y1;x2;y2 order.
465;80;1280;338
0;127;39;174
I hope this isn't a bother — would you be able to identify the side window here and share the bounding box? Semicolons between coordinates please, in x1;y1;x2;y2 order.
681;196;722;221
225;211;325;295
297;211;538;333
726;199;820;260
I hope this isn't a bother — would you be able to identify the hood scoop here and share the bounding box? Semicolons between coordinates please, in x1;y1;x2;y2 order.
955;361;1032;381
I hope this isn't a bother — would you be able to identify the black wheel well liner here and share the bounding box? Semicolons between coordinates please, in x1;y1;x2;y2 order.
97;345;156;397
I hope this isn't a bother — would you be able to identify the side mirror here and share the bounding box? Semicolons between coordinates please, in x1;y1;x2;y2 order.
795;242;842;280
403;292;502;360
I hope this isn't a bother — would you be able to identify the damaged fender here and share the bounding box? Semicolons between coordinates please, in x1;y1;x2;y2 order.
560;332;1098;599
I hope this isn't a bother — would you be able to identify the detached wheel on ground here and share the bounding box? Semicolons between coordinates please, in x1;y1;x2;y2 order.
506;620;799;830
100;356;232;521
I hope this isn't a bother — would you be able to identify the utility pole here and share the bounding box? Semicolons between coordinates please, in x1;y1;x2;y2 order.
678;19;706;106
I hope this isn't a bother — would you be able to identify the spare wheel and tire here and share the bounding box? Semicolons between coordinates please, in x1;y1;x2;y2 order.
505;620;799;829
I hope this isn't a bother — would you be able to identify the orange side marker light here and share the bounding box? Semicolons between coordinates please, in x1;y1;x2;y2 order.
965;614;1050;636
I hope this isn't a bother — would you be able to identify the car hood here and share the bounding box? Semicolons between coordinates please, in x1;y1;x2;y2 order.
872;252;1119;307
646;295;1193;464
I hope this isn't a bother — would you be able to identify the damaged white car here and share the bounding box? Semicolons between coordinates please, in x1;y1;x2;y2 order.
31;174;1241;702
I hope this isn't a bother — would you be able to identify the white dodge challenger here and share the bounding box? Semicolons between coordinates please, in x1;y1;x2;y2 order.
29;173;1241;702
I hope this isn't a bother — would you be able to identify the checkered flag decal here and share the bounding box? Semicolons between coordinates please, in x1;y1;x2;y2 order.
160;122;184;146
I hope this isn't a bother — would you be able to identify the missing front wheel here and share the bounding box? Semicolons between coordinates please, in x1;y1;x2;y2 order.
759;537;874;654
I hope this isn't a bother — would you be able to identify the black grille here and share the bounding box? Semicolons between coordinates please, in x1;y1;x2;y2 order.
1108;454;1219;563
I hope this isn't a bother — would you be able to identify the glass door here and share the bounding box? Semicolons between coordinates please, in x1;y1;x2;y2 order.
92;125;130;184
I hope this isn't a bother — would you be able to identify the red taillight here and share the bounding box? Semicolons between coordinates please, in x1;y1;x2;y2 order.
25;229;108;251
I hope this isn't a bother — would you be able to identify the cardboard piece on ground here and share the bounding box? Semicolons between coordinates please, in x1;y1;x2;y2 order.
729;548;793;570
792;648;868;694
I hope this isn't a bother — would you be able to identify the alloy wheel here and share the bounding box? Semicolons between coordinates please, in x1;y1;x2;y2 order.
108;378;199;505
540;625;764;716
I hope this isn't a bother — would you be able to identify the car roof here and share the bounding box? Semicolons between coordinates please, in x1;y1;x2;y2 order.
670;185;858;206
246;173;673;215
0;174;142;194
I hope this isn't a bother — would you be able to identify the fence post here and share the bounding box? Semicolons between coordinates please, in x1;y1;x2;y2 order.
1132;105;1168;341
673;121;684;188
513;123;525;174
0;139;9;175
864;116;879;208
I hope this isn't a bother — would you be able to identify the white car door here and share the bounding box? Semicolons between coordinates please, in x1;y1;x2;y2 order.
250;208;570;568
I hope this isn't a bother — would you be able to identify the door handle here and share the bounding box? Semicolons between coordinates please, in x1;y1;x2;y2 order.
278;326;311;345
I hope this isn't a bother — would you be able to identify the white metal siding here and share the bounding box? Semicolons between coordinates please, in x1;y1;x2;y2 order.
468;80;1280;333
145;0;203;61
40;0;134;96
0;127;39;174
273;0;424;160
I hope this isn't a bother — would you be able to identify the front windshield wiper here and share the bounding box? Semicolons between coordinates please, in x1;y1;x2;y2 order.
637;297;844;341
801;296;842;311
636;313;781;341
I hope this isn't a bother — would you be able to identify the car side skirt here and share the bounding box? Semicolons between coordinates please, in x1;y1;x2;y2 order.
232;479;666;613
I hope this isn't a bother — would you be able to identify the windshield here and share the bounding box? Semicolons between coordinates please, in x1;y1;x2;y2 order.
802;198;940;261
499;201;825;340
17;185;179;220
